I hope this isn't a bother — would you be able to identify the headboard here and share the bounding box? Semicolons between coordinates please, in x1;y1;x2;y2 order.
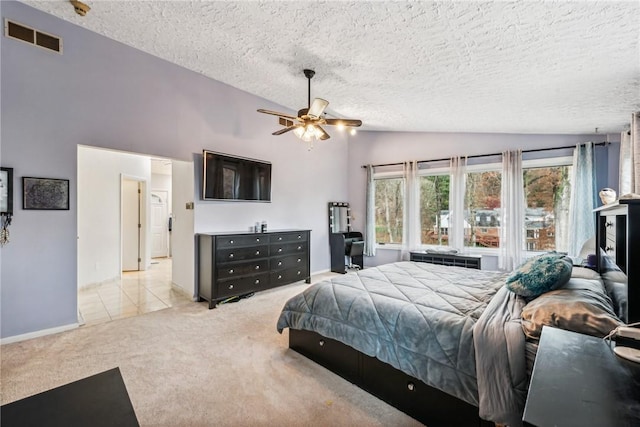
595;199;640;323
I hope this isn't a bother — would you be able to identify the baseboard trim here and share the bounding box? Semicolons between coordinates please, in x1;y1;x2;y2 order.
1;322;79;345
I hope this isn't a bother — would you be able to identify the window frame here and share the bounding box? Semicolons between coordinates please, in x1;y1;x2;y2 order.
368;154;574;255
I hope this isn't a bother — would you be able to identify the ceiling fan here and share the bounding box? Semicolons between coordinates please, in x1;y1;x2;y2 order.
257;69;362;143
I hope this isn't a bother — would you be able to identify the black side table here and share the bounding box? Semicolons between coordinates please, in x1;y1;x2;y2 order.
523;326;640;427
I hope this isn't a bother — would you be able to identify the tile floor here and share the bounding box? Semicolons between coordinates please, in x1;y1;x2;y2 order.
78;258;192;326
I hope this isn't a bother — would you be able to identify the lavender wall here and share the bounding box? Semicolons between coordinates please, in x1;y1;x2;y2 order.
0;2;349;339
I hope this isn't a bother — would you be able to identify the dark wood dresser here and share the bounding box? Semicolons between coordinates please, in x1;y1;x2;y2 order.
197;230;311;308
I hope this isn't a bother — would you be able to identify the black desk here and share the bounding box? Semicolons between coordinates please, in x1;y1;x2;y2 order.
523;326;640;427
1;367;139;427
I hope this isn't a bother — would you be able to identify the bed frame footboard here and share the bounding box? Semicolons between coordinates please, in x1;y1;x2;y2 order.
289;328;493;427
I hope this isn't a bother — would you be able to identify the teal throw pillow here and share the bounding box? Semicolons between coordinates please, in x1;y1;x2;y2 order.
506;252;573;298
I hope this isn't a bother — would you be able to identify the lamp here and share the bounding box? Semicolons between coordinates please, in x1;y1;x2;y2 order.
294;124;324;149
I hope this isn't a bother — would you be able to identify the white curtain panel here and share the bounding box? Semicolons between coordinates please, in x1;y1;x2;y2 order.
633;111;640;194
499;150;525;271
448;156;467;251
568;142;595;257
364;165;376;257
619;129;634;195
401;160;420;260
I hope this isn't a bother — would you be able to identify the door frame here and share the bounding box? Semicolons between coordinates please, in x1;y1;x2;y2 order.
121;174;148;273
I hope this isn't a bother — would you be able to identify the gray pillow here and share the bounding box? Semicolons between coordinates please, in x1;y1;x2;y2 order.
506;252;573;298
521;276;622;340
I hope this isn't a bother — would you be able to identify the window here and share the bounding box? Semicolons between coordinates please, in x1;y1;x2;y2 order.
523;162;571;252
374;177;404;244
419;174;450;245
464;169;501;248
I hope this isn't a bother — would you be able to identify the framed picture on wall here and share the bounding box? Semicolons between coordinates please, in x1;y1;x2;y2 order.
23;177;70;210
1;167;13;215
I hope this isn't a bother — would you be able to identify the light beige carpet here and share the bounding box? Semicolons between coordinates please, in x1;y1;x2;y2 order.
1;279;422;426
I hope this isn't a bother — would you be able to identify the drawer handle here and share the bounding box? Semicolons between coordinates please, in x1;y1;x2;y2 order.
229;253;234;259
319;340;325;347
255;265;260;270
256;238;260;242
255;279;260;284
278;261;282;266
297;246;302;250
255;250;260;255
278;237;283;241
277;275;282;279
297;258;301;263
407;382;415;392
228;284;234;290
297;235;301;239
230;240;234;244
297;271;301;275
229;269;234;274
605;221;614;228
278;248;283;253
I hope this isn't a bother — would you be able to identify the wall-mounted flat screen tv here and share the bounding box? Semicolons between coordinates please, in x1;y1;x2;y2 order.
202;150;272;202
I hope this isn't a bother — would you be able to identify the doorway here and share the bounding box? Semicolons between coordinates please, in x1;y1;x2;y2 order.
77;146;194;326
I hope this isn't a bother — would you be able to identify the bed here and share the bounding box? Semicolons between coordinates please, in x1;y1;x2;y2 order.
277;202;636;427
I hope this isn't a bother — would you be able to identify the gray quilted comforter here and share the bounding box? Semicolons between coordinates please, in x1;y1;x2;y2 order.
277;261;528;425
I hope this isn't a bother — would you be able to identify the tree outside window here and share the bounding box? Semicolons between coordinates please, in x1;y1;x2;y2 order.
523;165;571;252
374;177;404;244
420;175;449;245
464;170;501;248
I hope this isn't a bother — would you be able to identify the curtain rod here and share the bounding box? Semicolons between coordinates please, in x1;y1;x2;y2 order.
361;141;609;169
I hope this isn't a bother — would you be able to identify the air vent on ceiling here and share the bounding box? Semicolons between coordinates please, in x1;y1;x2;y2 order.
4;19;62;54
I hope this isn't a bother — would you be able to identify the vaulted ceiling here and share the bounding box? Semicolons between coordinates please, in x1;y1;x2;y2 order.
23;1;640;134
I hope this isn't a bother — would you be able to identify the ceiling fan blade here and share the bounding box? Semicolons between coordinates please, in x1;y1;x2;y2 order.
257;109;298;120
272;125;299;136
316;125;331;140
325;118;363;127
307;98;329;119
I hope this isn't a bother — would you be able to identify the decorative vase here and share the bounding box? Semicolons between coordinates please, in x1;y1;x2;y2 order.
599;188;617;205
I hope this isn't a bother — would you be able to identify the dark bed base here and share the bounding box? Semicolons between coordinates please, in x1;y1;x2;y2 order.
289;329;493;427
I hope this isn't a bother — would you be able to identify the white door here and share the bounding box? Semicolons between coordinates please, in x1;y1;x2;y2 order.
122;179;140;271
151;190;169;258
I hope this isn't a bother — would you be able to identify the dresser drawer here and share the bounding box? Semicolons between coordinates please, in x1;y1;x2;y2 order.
216;234;268;248
271;253;307;271
270;231;308;244
217;273;269;298
270;266;309;285
271;241;308;256
217;259;270;279
216;245;269;262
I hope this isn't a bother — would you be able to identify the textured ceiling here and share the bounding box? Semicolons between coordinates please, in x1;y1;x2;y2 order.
22;1;640;134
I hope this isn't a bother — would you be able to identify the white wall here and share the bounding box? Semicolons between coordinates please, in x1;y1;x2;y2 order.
171;160;195;297
77;146;152;288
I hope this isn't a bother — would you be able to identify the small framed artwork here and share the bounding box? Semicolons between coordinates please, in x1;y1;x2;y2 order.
1;167;13;215
23;177;70;210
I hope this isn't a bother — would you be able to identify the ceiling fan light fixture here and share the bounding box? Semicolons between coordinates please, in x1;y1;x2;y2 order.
257;69;362;148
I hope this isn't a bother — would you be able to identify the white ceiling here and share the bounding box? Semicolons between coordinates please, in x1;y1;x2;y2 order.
22;1;640;134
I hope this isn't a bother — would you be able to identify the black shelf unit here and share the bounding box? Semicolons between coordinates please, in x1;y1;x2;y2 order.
410;251;482;270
